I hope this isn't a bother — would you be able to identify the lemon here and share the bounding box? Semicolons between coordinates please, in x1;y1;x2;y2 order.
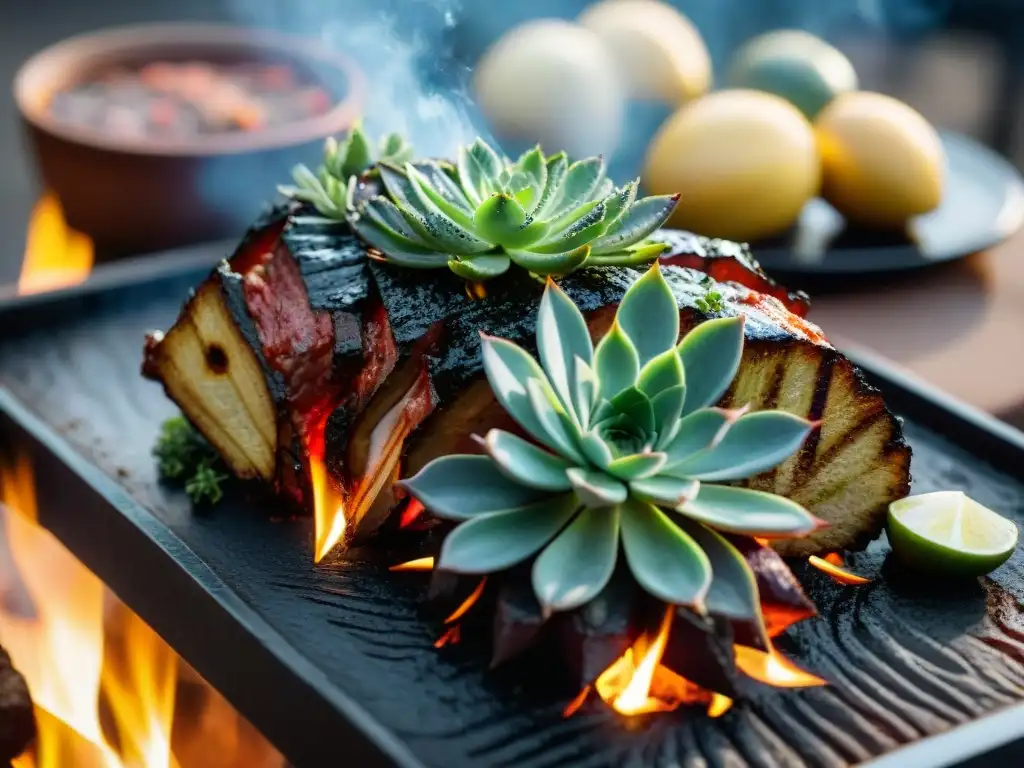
727;30;857;120
815;91;945;229
644;89;820;242
887;492;1018;578
578;0;712;105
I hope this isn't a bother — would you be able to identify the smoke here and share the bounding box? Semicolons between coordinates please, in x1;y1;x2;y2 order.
224;0;486;156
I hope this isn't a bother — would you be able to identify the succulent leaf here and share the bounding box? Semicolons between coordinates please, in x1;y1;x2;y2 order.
537;279;594;426
458;138;504;203
379;132;414;165
593;321;640;402
629;476;699;507
361;196;427;244
671;411;815;481
606;452;668;480
515;145;548;212
620;498;712;608
662;407;738;468
349;214;449;268
506;245;591;276
534;152;569;216
590;194;680;255
637;348;686;401
481;336;566;452
447;254;511;280
406;163;474;228
338;127;373;179
484;430;573;491
601;180;639;231
678;316;746;415
651;385;687;447
400;455;547;520
438;495;581;573
573;357;598;429
605;387;655;439
680;485;820;537
528;202;608;255
545;157;606;221
587;241;671;267
617;264;680;366
567;467;628;508
525;378;588;465
676;518;770;642
578;431;614;469
532;506;620;614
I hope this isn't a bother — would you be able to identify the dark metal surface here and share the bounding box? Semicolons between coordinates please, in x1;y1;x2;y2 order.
0;271;1023;768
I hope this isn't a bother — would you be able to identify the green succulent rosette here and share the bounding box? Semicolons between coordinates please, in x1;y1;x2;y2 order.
401;264;824;623
278;121;414;219
344;137;679;281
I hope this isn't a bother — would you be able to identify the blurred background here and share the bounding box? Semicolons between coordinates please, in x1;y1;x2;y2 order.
1;0;1024;427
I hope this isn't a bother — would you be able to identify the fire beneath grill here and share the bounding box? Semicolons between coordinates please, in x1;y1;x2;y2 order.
0;451;285;767
18;195;94;296
389;554;830;721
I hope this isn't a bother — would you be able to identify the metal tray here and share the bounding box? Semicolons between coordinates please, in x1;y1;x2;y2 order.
0;266;1023;768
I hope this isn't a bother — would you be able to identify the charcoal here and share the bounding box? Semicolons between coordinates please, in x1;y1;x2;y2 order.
0;646;34;762
490;570;546;668
661;609;739;697
726;535;817;641
556;567;640;687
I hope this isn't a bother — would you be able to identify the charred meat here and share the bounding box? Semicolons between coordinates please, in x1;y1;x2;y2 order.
143;207;909;554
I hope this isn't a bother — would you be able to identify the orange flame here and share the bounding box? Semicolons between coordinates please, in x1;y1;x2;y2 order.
305;411;347;564
808;555;871;585
389;556;435;572
443;578;487;624
734;641;827;688
707;693;734;718
1;454;179;768
399;499;426;529
434;625;461;648
18;194;94;296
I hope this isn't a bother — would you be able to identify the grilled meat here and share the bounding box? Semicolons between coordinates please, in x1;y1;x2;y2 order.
143;207;910;554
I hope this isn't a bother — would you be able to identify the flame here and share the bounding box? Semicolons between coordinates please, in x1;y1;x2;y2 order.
399;499;426;529
734;642;827;688
385;561;432;573
707;693;734;718
808;555;871;585
18;194;94;296
562;686;591;717
443;578;487;624
305;411;347;564
1;454;179;768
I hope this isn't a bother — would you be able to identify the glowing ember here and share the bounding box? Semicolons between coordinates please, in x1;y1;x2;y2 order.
399;499;426;529
707;693;734;718
444;578;487;624
18;194;94;296
389;557;436;572
824;552;844;566
808;555;871;585
434;625;461;648
562;686;591;717
305;411;347;563
734;642;827;688
465;281;487;300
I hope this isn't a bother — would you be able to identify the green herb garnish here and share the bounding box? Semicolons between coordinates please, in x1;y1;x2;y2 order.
154;417;227;505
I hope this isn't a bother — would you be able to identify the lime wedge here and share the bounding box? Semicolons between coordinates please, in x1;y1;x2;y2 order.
888;491;1018;577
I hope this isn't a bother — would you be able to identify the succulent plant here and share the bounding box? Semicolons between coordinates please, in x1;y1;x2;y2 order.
345;137;680;281
401;264;824;626
278;121;414;218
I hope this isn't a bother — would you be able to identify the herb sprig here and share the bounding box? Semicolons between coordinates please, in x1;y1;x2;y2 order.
154;417;228;505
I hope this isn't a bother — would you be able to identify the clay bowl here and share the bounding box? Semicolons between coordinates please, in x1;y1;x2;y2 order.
14;23;365;258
